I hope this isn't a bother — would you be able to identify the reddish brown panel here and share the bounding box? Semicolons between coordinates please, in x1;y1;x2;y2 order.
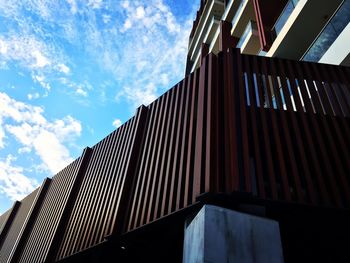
184;69;200;206
233;50;252;193
242;54;265;198
200;43;209;65
0;191;39;263
143;94;167;224
160;83;181;217
176;75;193;210
260;56;291;201
219;20;238;52
222;49;240;193
252;0;288;51
252;55;278;199
56;110;146;260
152;90;174;219
273;58;305;202
193;55;208;201
127;103;155;230
168;80;186;214
18;156;86;263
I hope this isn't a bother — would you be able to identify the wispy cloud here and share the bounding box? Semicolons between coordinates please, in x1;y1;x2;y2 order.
0;92;82;174
0;154;38;201
112;119;122;128
0;0;199;107
0;0;200;204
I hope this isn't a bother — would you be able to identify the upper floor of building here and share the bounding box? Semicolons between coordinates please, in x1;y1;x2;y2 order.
185;0;350;75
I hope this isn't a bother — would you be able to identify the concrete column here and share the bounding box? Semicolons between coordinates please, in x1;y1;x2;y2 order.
183;205;284;263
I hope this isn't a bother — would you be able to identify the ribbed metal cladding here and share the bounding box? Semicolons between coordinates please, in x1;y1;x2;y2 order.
0;49;349;261
56;106;148;260
0;202;20;249
0;189;39;263
0;210;11;235
7;178;51;263
17;156;87;263
128;68;200;231
220;48;350;207
127;53;224;232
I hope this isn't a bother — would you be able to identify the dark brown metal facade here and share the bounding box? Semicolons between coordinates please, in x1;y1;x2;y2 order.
0;49;349;262
16;152;90;263
55;106;147;260
0;190;39;263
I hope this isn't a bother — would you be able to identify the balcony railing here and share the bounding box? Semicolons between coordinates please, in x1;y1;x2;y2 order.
303;0;350;62
271;0;300;39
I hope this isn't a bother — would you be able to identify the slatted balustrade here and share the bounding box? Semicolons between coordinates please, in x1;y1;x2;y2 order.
0;49;349;262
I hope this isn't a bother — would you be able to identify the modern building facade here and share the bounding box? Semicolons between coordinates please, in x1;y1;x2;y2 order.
185;0;350;74
0;1;350;262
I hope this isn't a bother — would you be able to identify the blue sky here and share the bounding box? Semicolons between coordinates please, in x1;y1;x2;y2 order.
0;0;199;214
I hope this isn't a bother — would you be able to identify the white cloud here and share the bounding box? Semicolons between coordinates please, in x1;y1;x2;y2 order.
66;0;78;14
0;33;72;95
32;50;51;68
76;88;88;97
112;119;122;128
0;155;38;201
0;0;199;108
0;92;82;174
121;19;132;32
18;147;31;154
0;36;52;70
94;0;197;107
0;119;5;149
135;6;145;19
102;14;111;24
0;39;8;54
57;63;70;74
121;1;130;9
88;0;103;9
32;130;72;173
27;92;40;100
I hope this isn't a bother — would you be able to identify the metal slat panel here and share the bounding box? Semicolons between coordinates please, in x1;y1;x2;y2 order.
7;178;51;263
260;56;291;201
168;80;186;214
205;53;220;194
17;156;84;263
160;84;180;217
139;98;161;226
74;134;116;252
272;57;304;202
57;110;146;259
243;54;266;198
0;189;38;263
184;69;200;205
223;50;240;193
280;59;317;204
252;55;278;199
0;202;20;245
57;143;102;258
176;74;192;210
147;91;170;222
58;129;122;257
144;94;166;224
152;89;175;219
127;103;154;230
193;56;207;201
110;106;148;235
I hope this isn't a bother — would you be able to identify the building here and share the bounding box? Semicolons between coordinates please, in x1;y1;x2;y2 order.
185;0;350;75
0;1;350;262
